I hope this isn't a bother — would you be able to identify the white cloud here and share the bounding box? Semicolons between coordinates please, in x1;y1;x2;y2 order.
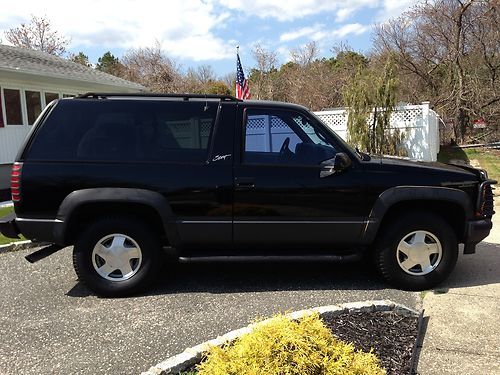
332;23;368;38
279;23;368;45
377;0;419;21
280;24;325;42
218;0;375;22
0;0;234;61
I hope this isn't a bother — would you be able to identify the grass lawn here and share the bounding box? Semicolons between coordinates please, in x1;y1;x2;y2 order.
0;206;25;245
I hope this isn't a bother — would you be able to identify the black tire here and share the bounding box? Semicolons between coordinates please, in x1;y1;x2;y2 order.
73;217;162;297
375;212;458;291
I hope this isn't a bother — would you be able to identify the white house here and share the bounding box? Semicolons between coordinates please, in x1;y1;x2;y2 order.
0;44;145;190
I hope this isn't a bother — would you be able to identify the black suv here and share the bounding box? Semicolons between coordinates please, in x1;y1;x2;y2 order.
0;93;495;296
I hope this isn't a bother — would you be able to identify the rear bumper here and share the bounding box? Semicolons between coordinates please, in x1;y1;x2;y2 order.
0;213;20;239
0;214;60;243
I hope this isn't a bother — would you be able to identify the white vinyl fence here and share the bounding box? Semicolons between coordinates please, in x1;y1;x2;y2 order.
315;101;440;162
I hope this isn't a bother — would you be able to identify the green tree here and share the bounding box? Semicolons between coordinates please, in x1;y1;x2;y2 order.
70;52;91;67
206;81;231;95
96;51;123;76
343;57;405;156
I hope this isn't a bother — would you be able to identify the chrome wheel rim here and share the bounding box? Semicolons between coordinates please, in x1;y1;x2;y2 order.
91;234;142;281
396;230;442;276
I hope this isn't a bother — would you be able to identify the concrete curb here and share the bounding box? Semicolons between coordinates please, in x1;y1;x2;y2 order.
141;299;419;375
0;240;40;254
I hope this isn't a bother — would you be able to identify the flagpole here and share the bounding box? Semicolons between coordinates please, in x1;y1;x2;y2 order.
236;45;239;98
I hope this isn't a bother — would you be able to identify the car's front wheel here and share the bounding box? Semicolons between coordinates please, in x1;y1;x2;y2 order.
73;217;162;297
375;212;458;291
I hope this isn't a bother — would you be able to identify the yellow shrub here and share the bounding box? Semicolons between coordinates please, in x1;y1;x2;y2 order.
197;313;385;375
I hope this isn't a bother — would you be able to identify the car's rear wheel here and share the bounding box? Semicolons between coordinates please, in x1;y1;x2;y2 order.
375;212;458;291
73;217;162;297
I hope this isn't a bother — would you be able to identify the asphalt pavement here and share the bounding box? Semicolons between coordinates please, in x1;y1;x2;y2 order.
0;248;420;375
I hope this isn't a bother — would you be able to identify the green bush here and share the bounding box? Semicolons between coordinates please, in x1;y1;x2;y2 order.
197;313;385;375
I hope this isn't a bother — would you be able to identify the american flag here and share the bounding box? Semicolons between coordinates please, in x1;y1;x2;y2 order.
236;52;250;100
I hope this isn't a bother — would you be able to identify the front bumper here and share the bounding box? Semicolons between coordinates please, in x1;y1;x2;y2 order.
463;218;493;254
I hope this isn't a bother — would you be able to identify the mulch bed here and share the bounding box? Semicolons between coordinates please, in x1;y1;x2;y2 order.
181;310;419;375
322;311;418;375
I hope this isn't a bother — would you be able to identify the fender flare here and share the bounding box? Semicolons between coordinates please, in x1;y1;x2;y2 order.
54;188;180;246
363;186;473;243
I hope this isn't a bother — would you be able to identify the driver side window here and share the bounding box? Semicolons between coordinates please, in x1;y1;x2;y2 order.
243;109;337;165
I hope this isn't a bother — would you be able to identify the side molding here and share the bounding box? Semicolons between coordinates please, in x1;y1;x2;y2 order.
54;188;180;246
362;186;473;243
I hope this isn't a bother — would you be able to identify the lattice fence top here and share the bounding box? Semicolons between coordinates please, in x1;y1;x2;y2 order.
314;103;439;162
315;106;424;130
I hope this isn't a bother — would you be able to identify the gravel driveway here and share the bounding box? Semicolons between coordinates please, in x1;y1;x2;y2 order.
0;247;420;374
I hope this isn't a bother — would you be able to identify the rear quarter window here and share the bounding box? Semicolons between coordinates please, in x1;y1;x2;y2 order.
26;99;218;163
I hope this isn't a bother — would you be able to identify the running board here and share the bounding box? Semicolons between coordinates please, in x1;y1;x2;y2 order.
25;244;64;263
178;254;361;264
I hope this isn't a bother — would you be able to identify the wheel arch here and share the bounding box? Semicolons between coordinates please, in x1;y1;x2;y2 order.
54;188;180;246
364;186;473;244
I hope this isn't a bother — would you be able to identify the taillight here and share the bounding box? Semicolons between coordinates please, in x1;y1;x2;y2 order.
11;162;22;202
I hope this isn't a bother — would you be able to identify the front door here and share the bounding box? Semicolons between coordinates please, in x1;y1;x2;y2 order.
233;106;367;251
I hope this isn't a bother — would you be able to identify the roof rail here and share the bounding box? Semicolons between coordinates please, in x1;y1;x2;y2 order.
76;92;242;102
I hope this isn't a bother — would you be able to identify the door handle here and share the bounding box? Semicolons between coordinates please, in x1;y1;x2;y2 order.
235;177;255;189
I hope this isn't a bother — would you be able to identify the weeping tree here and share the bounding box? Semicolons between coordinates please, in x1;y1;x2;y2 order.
343;57;406;156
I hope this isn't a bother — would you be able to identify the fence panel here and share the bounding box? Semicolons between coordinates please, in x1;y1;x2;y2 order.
314;102;439;162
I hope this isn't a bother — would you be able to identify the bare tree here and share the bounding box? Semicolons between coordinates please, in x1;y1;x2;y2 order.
290;41;319;66
373;0;499;142
250;44;278;100
4;15;69;56
120;42;183;93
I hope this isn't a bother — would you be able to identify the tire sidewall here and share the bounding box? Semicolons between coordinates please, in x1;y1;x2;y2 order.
376;213;458;290
74;218;161;297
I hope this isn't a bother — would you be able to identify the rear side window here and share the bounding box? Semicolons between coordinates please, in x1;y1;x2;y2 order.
27;99;218;163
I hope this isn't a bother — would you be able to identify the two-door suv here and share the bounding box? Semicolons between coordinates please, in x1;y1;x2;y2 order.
0;93;496;296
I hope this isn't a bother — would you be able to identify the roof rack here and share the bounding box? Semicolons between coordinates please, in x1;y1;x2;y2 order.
76;92;242;102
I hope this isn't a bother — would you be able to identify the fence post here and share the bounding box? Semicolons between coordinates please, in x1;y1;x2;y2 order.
421;102;431;161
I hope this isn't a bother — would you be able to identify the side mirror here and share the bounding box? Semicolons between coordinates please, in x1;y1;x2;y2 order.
320;152;352;178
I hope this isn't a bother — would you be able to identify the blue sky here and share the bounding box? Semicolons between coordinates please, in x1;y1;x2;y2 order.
0;0;419;77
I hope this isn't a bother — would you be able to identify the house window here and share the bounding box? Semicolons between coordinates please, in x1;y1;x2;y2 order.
25;91;42;125
4;89;23;125
45;92;59;106
0;88;4;127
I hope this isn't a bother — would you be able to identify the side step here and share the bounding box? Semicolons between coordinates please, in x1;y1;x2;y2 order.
25;244;64;263
178;254;361;264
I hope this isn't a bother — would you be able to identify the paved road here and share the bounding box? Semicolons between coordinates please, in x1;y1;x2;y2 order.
0;247;421;375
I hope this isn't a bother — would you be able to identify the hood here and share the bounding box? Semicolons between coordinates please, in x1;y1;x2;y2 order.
365;156;479;180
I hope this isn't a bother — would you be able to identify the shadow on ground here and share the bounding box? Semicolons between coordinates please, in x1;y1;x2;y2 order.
67;259;386;298
67;242;500;298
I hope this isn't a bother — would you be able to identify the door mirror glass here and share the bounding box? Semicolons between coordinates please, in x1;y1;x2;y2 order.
319;152;352;178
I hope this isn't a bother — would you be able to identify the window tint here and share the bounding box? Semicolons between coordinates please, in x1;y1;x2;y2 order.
28;100;218;162
244;109;337;165
4;89;23;125
45;92;59;106
25;91;42;125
